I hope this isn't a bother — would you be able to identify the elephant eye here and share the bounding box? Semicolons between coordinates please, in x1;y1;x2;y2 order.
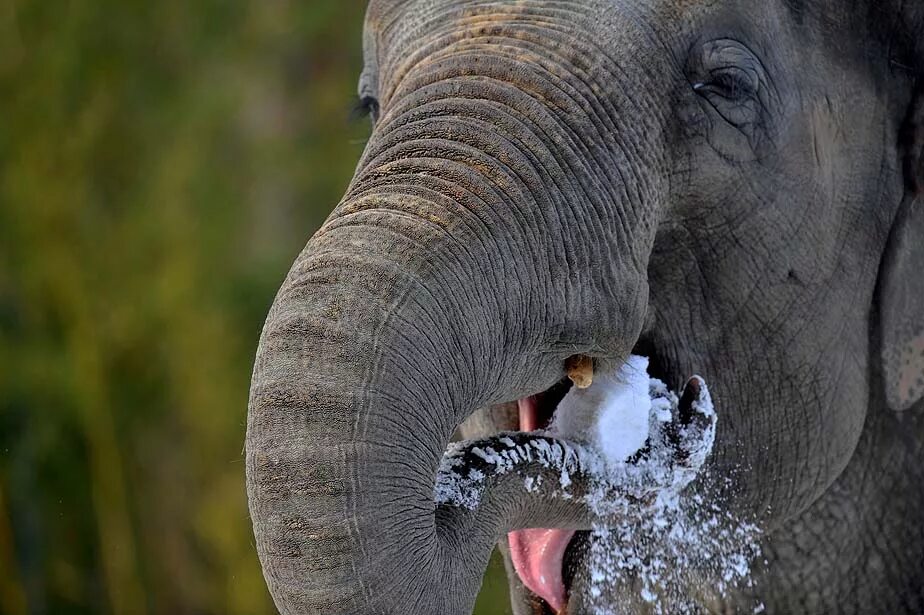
352;95;380;124
689;39;769;137
693;66;759;102
692;65;762;130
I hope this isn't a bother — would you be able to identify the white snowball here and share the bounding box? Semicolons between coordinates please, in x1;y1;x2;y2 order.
550;355;654;466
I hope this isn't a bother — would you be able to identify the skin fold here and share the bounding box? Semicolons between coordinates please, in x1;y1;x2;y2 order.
245;1;924;613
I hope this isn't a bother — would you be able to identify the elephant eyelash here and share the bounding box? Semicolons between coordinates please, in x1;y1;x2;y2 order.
694;67;759;102
351;95;380;123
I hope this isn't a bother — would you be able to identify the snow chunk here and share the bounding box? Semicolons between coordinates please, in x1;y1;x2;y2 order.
551;355;655;466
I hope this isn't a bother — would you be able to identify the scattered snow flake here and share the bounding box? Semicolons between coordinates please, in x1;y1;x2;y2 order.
433;356;760;612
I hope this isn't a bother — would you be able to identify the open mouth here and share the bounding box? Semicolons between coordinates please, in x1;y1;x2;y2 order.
507;340;676;614
508;379;574;613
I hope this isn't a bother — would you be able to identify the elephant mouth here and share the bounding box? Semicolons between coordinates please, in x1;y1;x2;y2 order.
507;340;676;614
507;379;574;613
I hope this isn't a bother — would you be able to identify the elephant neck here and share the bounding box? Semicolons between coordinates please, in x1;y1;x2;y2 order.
755;402;924;611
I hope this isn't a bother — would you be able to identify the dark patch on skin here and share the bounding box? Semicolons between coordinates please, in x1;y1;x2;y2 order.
531;596;555;615
783;0;807;26
901;85;924;194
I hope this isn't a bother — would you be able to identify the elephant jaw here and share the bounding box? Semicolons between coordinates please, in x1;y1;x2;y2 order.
508;395;574;613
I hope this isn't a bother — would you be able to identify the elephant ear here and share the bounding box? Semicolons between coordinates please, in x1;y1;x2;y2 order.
889;1;924;70
880;86;924;412
881;197;924;411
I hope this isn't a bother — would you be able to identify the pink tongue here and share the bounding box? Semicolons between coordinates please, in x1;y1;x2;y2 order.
508;528;575;612
507;397;573;613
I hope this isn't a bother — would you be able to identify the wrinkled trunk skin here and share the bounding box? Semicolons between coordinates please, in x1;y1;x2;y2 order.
246;4;669;614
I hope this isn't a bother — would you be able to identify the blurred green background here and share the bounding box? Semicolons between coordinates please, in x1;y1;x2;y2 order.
0;1;511;613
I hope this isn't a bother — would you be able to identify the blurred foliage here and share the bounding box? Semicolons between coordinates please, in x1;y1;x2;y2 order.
0;0;510;613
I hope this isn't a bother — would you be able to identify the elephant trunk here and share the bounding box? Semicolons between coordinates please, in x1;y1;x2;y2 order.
247;16;670;614
246;210;496;613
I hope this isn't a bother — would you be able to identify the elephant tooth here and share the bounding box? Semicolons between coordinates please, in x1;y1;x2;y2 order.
565;355;593;389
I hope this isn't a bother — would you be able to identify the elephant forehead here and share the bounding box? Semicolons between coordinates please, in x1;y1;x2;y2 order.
369;0;642;49
365;0;682;107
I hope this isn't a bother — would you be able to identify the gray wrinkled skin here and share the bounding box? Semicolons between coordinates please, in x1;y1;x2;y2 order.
246;1;924;613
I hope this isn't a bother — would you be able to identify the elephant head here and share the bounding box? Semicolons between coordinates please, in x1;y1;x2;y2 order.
246;1;924;613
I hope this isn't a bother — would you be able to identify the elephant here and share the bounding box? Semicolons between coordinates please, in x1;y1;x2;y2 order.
245;0;924;613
